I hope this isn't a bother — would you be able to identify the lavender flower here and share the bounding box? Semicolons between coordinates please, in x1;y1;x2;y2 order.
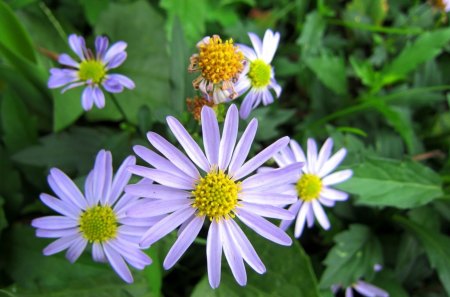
32;150;152;283
275;138;353;238
333;280;389;297
235;29;282;119
126;104;301;288
48;34;135;111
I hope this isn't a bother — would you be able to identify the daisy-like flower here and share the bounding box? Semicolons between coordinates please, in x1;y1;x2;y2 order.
332;280;389;297
48;34;135;111
31;150;152;283
188;35;245;104
235;29;282;119
274;138;353;238
126;104;302;288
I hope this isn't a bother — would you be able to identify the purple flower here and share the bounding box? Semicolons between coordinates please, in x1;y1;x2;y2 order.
32;150;153;283
274;138;353;238
235;29;282;119
48;34;135;111
125;104;302;288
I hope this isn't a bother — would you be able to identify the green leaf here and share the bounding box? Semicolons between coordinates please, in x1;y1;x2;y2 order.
297;12;326;55
95;0;171;124
337;157;444;209
0;1;37;63
160;0;207;45
250;106;295;141
345;0;387;26
12;127;130;173
78;0;109;25
2;224;153;297
371;270;409;297
395;216;450;296
191;230;320;297
382;28;450;85
349;56;380;87
52;87;84;132
320;224;383;288
0;196;7;237
1;89;38;153
304;54;348;95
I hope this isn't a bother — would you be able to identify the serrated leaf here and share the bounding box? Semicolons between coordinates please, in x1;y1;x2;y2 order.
304;54;348;95
297;12;326;55
382;27;450;85
337;157;444;209
320;224;383;288
396;216;450;296
191;230;320;297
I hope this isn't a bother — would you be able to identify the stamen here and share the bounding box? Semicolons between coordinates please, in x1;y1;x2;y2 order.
296;174;323;201
248;59;271;88
79;205;117;243
78;60;106;84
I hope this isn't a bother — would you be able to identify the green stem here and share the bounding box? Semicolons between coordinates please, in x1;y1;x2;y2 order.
307;85;450;128
39;2;66;42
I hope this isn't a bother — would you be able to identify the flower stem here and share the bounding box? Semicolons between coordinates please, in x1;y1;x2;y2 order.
109;93;136;129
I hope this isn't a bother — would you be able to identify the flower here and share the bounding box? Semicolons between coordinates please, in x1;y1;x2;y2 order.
125;104;302;288
235;29;282;119
434;0;450;11
31;150;152;283
188;35;245;104
333;280;389;297
274;138;353;238
48;34;135;111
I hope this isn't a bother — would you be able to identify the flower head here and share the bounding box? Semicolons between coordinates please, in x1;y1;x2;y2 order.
32;150;152;283
333;280;389;297
274;138;353;238
434;0;450;11
126;104;301;288
48;34;135;111
188;35;245;104
235;29;282;119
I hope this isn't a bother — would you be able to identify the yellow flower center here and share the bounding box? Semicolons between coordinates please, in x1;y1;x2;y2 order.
248;59;272;88
78;60;106;84
198;35;244;84
192;170;240;221
296;174;323;202
79;205;117;243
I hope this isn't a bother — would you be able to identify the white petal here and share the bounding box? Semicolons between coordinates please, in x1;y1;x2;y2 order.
218;105;239;170
322;169;353;186
311;200;330;230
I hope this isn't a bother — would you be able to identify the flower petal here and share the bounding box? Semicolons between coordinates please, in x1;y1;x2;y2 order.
238;202;294;220
103;242;133;283
164;216;205;269
320;187;349;201
128;165;193;190
95;36;109;60
294;202;309;238
218;105;239;170
312;200;330;230
322;169;353;186
92;150;113;205
306;138;318;174
201;106;220;166
228;119;258;175
353;281;389;297
106;52;127;69
127;199;191;217
81;85;95;110
248;32;263;58
68;34;86;60
104;41;127;63
207;220;222;289
92;242;107;262
140;207;196;248
147;132;200;180
220;221;247;286
226;219;265;274
318;148;347;178
125;183;190;200
166;116;209;172
92;86;106;109
32;216;78;230
233;136;289;180
316;138;333;173
280;200;302;231
241;162;302;191
43;234;80;255
236;209;292;246
239;192;297;205
237;43;257;61
108;156;136;205
261;29;280;63
36;228;78;238
58;54;79;68
66;236;87;263
48;168;87;210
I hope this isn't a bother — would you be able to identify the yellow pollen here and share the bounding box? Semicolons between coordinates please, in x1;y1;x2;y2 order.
296;174;323;202
248;59;271;88
192;170;240;221
197;35;244;84
78;60;106;84
79;205;117;243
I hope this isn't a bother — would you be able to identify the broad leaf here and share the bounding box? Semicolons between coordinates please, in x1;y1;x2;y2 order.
320;224;383;288
396;216;450;296
337;157;443;208
304;54;348;95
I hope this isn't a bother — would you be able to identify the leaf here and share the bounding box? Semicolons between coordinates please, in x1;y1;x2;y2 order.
94;0;171;124
191;229;320;297
371;270;409;297
395;216;450;296
0;197;7;237
0;146;23;214
337;157;443;208
250;106;296;141
304;54;348;95
2;224;153;297
78;0;109;25
12;127;132;173
382;27;450;85
0;1;37;63
320;224;383;288
297;12;326;55
345;0;387;26
52;87;84;132
1;89;38;153
349;56;380;87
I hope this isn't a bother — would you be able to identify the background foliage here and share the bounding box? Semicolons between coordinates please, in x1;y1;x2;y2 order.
1;0;450;296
